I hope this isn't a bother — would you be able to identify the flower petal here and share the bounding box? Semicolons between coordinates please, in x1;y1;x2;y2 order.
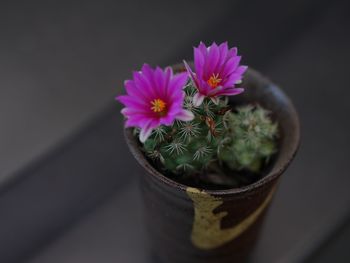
125;115;152;128
204;42;220;78
169;72;188;92
121;107;151;117
124;80;150;101
227;47;237;58
208;85;223;96
164;66;173;91
215;42;228;72
139;123;154;143
133;70;156;99
223;73;242;87
175;109;194;122
116;95;148;108
222;56;241;77
183;60;197;84
154;66;167;97
141;64;154;80
198;42;207;56
160;113;176;126
194;47;205;77
236;65;248;75
193;92;205;107
219;87;244;96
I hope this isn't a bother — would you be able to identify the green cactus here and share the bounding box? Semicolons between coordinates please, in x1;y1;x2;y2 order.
140;80;278;185
218;105;278;173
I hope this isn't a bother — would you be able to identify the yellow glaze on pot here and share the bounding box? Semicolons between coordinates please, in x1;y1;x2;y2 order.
186;187;275;250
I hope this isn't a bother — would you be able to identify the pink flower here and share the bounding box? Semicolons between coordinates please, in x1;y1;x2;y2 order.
116;64;194;143
184;42;247;106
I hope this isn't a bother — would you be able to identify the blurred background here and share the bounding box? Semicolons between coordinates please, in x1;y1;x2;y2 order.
0;0;349;262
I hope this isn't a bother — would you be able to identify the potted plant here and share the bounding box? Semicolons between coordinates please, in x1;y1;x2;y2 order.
117;42;300;263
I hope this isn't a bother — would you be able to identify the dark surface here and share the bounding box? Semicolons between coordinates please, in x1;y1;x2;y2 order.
308;218;350;263
0;0;231;179
0;0;349;262
0;107;131;262
0;1;232;262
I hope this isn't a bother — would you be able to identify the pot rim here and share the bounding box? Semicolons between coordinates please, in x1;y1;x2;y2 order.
124;67;300;196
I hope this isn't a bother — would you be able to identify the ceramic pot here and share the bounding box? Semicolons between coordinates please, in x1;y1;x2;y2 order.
124;64;300;263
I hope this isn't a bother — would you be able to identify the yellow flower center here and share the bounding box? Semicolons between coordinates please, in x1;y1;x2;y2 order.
207;73;222;89
151;98;167;113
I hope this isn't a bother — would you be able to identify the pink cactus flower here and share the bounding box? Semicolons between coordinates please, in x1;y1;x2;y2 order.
117;64;194;143
184;42;247;106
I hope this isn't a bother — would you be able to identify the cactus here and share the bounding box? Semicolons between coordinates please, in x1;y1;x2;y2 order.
218;105;278;173
141;81;278;182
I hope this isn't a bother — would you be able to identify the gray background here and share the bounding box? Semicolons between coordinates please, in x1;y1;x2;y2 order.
0;0;349;262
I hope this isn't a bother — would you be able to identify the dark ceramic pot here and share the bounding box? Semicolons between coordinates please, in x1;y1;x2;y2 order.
125;65;300;263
